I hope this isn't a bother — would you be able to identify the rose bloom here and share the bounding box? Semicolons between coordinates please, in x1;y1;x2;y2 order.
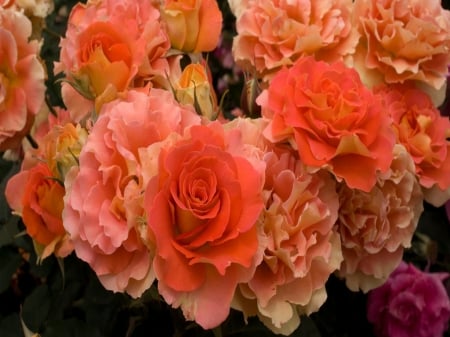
5;163;73;261
0;7;45;151
353;0;450;89
144;121;265;329
367;262;450;337
233;147;343;336
231;0;359;82
161;0;222;53
378;83;450;206
56;0;172;120
260;56;395;192
336;145;423;292
63;89;200;298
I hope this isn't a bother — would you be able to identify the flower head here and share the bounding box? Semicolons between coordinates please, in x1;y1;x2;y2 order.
260;56;395;192
5;163;73;261
63;89;200;297
231;0;359;82
367;262;450;337
378;83;450;206
0;7;45;151
233;146;342;335
336;145;423;292
145;121;265;329
353;0;450;89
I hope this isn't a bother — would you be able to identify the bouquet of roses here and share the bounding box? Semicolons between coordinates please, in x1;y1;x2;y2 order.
2;0;450;336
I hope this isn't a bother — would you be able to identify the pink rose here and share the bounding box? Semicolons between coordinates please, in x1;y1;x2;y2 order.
63;89;200;298
233;147;342;335
353;0;450;89
336;145;423;292
0;7;45;151
367;262;450;337
231;0;359;82
378;83;450;206
260;56;395;192
144;122;265;329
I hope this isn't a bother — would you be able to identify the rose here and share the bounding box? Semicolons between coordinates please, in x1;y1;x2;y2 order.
259;56;395;192
353;0;450;89
174;62;218;120
5;163;73;261
336;145;423;292
233;146;343;336
161;0;222;53
56;0;171;119
0;7;45;151
377;83;450;206
63;89;200;297
367;262;450;337
144;121;265;329
231;0;359;82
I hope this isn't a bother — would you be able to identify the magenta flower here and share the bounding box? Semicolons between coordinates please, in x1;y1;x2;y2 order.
367;262;450;337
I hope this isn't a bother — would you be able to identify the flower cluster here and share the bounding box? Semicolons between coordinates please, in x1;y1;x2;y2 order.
2;0;450;336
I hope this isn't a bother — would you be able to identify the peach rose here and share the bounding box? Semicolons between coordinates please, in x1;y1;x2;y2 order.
0;7;45;151
161;0;222;53
378;83;450;206
336;145;423;292
231;0;359;82
56;0;171;118
144;122;265;329
260;56;395;192
174;62;218;120
353;0;450;89
232;148;343;335
5;163;73;261
63;89;200;298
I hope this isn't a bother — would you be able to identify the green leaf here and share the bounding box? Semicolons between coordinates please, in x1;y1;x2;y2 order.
0;247;22;293
0;216;21;248
42;318;102;337
0;313;24;337
0;158;19;222
22;284;51;332
293;316;321;337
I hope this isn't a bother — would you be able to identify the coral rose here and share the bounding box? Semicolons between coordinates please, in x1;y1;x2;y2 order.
161;0;222;53
56;0;171;118
336;145;423;292
144;122;265;329
353;0;450;89
5;163;73;261
63;90;200;298
378;83;450;206
367;262;450;337
231;0;359;82
0;7;45;151
233;147;343;335
260;56;395;192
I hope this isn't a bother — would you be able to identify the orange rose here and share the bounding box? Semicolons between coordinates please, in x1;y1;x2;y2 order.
145;122;265;329
377;83;450;205
5;163;72;260
56;0;171;118
161;0;222;52
260;56;395;192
